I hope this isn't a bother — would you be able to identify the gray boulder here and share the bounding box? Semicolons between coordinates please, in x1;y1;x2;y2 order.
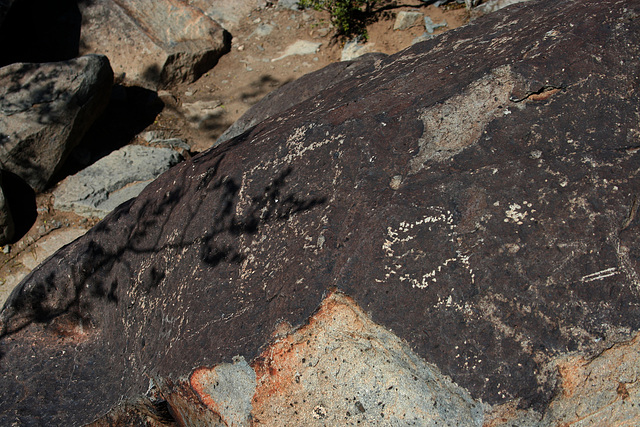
0;54;113;192
79;0;230;89
394;10;423;31
54;145;183;218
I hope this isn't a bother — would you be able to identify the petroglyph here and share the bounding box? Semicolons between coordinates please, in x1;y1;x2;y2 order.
379;207;475;289
504;201;536;225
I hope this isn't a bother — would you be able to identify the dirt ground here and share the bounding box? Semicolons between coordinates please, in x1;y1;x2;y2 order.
0;1;469;302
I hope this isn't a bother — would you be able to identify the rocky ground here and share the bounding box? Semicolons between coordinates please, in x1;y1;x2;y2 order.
0;1;469;302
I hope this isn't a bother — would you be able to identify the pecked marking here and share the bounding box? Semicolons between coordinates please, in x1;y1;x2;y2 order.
379;207;475;289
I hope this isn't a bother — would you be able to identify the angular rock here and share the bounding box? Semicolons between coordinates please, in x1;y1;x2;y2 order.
53;145;183;218
1;0;640;425
78;0;230;89
0;55;113;192
393;10;423;31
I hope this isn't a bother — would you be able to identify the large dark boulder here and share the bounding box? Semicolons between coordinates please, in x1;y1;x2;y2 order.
1;0;640;424
0;55;113;192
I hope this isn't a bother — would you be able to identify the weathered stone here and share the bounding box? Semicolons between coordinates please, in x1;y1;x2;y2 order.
188;0;267;30
471;0;533;20
340;37;378;61
0;227;88;306
424;15;447;34
394;10;423;31
277;0;300;10
271;40;322;62
1;0;640;425
53;145;183;218
0;173;14;245
0;55;113;191
160;292;483;425
78;0;230;89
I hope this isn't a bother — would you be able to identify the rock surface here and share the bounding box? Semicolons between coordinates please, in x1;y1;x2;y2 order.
0;55;113;192
217;53;388;144
471;0;533;20
53;145;183;218
1;0;640;425
0;173;14;244
78;0;230;89
394;10;424;31
0;227;87;304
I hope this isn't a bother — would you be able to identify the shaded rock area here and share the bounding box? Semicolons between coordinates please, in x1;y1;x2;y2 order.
1;0;640;425
0;173;14;244
53;145;183;219
78;0;231;89
0;0;81;66
0;0;14;27
0;54;113;192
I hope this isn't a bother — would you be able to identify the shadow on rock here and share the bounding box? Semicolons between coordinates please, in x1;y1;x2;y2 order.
0;0;81;66
56;85;164;180
0;170;36;243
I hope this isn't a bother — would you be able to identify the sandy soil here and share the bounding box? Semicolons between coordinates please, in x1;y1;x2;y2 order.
0;1;469;302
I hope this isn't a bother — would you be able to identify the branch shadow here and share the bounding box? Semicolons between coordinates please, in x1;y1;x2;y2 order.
0;158;327;351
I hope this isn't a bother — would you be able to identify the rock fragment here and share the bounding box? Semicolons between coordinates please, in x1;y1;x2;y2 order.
0;55;113;192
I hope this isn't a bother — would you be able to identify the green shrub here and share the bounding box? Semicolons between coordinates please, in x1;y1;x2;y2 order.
299;0;380;39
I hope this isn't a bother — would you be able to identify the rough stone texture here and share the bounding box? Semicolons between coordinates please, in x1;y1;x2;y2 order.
471;0;533;20
0;227;88;305
53;145;183;218
394;10;424;31
79;0;230;89
485;331;640;426
216;52;388;144
0;173;14;245
341;38;379;61
161;292;483;426
1;0;640;425
188;0;267;30
0;55;113;192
